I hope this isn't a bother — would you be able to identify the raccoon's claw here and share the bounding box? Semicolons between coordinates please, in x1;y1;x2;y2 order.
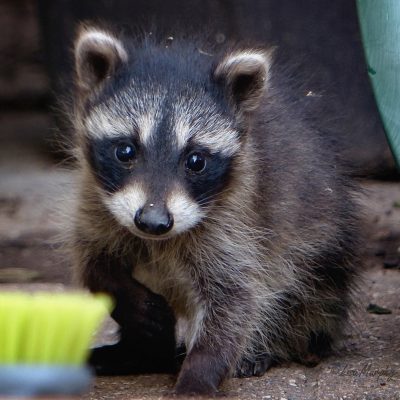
235;353;275;378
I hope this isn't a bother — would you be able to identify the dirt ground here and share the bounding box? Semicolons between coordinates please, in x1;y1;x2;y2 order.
0;144;399;400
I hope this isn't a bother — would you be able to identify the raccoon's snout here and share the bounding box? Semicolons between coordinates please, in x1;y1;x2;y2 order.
134;204;174;236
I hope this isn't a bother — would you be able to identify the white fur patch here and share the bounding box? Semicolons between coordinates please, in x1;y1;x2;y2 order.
85;110;132;139
194;129;240;156
175;317;189;346
173;113;240;157
76;29;128;64
167;190;204;234
220;51;268;72
174;117;191;149
186;304;206;352
85;108;157;143
103;182;147;229
136;113;155;144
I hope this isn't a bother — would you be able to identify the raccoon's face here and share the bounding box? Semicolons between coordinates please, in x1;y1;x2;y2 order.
74;27;271;240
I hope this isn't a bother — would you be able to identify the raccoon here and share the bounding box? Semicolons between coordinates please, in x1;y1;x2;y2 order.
65;25;359;395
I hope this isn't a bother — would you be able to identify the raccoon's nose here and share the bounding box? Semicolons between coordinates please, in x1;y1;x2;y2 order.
134;205;174;235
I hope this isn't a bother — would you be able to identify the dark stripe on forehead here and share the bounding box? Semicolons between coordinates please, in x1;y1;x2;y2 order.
151;108;175;146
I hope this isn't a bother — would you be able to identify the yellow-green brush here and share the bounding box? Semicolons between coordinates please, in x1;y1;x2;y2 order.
0;291;112;396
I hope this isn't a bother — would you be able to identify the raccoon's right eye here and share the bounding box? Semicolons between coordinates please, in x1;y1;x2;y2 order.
186;152;207;173
114;143;136;164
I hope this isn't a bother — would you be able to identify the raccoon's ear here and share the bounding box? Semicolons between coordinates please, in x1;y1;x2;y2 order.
74;27;128;94
213;49;273;113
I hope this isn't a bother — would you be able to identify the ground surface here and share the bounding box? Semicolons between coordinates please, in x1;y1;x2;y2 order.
0;150;399;400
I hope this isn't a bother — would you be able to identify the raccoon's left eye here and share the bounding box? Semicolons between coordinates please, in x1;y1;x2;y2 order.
115;143;136;164
186;152;206;173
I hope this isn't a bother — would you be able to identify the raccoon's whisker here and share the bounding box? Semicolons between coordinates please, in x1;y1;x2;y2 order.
197;187;236;207
97;174;121;193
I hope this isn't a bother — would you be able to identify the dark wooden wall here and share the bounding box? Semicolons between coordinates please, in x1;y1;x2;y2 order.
2;0;396;176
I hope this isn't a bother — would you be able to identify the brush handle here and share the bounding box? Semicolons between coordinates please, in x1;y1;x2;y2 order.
0;365;93;396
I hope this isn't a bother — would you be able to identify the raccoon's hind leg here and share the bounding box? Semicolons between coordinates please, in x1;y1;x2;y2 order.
295;248;356;366
77;247;177;374
234;330;333;378
303;330;334;366
288;330;334;368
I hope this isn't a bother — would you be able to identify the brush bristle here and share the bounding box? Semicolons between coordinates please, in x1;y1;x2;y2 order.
0;292;112;365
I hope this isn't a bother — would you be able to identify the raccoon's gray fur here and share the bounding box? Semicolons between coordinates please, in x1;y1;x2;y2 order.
65;25;359;395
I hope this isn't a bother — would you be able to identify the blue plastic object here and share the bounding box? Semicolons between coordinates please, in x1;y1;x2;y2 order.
0;365;93;396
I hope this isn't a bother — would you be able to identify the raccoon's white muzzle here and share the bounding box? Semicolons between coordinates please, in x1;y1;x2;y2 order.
103;183;204;239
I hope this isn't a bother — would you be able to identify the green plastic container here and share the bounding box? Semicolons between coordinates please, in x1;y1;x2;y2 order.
357;0;400;168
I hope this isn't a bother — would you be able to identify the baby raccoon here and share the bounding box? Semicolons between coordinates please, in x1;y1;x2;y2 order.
66;25;359;395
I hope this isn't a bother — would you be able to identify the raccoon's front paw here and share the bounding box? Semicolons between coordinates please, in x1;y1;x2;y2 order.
174;347;229;396
134;293;176;340
174;372;218;396
235;353;275;378
113;280;176;341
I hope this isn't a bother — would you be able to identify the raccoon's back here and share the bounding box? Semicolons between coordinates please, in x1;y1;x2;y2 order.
250;76;358;263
